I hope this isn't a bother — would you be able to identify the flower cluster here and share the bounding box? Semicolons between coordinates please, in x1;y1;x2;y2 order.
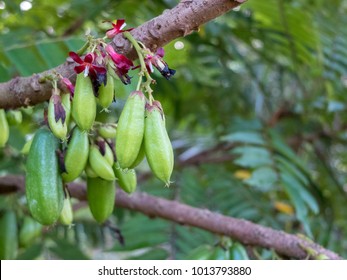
62;19;175;95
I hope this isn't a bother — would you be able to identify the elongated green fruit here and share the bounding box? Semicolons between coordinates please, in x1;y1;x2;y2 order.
25;128;64;225
89;145;115;181
62;126;89;182
115;91;146;169
98;124;117;139
48;93;68;141
85;163;98;178
72;73;96;131
113;162;137;194
0;211;18;259
103;141;114;166
0;109;9;148
19;216;42;248
128;141;145;169
97;71;114;109
59;196;73;226
144;103;174;186
87;177;115;223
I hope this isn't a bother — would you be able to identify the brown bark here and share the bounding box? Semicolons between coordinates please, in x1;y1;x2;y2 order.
0;175;342;260
0;0;244;109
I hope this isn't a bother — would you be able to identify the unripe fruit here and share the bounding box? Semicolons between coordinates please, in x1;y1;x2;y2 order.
62;126;89;182
6;110;22;125
21;138;33;155
85;164;98;178
19;216;42;248
128;141;145;169
97;71;114;109
72;73;96;131
98;124;117;139
48;90;68;141
0;210;18;260
87;177;115;223
89;145;115;181
0;109;9;148
59;195;73;226
113;162;137;194
25;128;64;225
144;103;174;186
103;141;114;166
115;91;146;169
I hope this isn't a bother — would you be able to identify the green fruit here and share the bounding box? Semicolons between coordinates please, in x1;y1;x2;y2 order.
59;195;73;226
19;216;42;248
72;73;96;131
48;92;68;141
98;124;117;139
21;137;33;155
113;162;137;194
85;164;98;178
103;141;114;166
144;103;174;186
0;211;18;260
115;91;146;169
97;71;114;109
0;109;9;148
128;141;145;169
62;126;89;182
6;110;22;125
87;177;115;223
25;128;64;225
89;145;115;181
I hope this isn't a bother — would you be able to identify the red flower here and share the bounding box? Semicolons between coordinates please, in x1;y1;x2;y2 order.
105;19;133;39
69;52;106;78
106;45;134;84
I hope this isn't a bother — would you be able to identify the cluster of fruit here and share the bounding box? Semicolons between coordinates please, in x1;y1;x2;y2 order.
22;29;174;226
0;20;176;228
25;78;173;226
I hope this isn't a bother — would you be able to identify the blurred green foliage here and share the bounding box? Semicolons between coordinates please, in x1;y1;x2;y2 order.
1;0;347;259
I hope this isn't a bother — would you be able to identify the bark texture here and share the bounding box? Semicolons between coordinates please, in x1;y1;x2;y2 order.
0;175;342;260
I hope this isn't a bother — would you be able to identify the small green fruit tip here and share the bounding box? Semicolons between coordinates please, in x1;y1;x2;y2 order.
164;180;173;188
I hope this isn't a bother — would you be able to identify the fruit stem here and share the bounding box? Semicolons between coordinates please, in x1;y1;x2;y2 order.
76;41;90;56
123;32;154;96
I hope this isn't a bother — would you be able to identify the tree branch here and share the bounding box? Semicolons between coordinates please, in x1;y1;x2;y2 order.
0;175;342;260
0;0;244;109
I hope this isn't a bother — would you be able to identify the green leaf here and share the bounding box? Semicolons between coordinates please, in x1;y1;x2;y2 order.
276;155;309;187
245;166;278;192
230;242;249;260
233;146;273;168
221;131;265;145
49;238;89;260
16;243;43;260
281;173;314;236
128;248;168;260
4;38;83;77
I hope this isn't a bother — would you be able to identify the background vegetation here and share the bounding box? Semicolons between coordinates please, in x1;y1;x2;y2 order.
1;0;347;259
